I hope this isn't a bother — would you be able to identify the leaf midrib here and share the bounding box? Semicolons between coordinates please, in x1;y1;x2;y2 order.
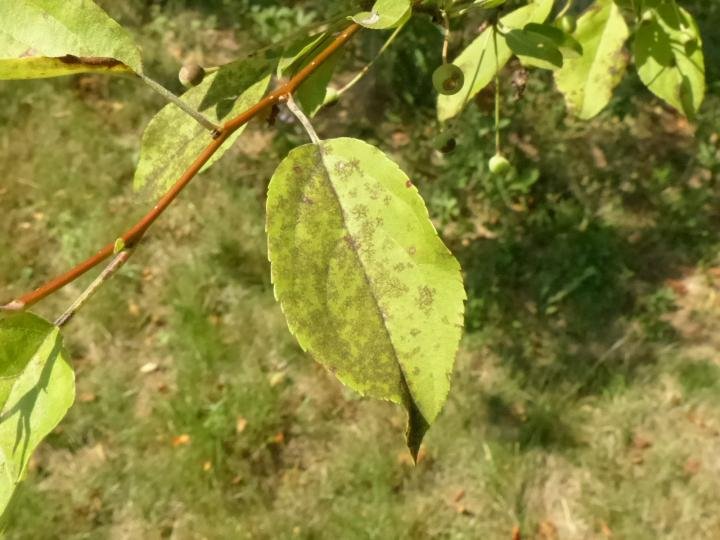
315;143;430;417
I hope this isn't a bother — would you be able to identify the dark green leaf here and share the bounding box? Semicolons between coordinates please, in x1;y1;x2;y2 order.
506;28;564;70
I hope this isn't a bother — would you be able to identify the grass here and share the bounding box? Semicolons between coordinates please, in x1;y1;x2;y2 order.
2;2;720;539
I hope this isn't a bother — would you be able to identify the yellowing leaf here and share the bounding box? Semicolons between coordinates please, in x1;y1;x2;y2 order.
0;313;75;516
266;138;466;459
0;0;142;79
437;0;554;122
554;0;629;119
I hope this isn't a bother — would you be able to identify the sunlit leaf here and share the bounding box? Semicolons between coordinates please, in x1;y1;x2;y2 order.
0;313;75;516
0;0;142;79
554;0;629;119
133;57;274;196
353;0;412;30
437;0;554;122
634;4;705;118
266;138;465;459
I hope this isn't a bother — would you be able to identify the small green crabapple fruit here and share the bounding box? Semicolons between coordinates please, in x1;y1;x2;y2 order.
489;153;511;174
558;15;577;34
179;63;206;88
432;64;465;96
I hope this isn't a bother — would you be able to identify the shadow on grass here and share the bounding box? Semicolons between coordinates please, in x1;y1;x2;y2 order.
449;106;720;452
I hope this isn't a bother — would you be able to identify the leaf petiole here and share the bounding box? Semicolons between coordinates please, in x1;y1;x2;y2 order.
140;74;220;133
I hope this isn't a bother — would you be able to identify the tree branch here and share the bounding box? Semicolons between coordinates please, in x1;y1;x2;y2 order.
329;19;407;105
1;23;361;313
54;249;133;327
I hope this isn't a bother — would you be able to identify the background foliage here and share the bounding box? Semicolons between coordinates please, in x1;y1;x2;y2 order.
1;0;719;537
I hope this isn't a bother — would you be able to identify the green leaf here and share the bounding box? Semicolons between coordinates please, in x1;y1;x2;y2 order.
0;313;75;516
277;33;327;77
524;22;583;58
281;35;343;118
294;50;343;117
506;28;564;70
352;0;412;30
472;0;507;8
266;138;465;459
133;57;274;196
554;0;629;119
437;0;554;122
634;5;705;118
0;0;142;80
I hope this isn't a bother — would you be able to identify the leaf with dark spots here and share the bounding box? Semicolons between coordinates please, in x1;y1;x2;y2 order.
133;57;274;197
0;0;143;80
266;138;466;457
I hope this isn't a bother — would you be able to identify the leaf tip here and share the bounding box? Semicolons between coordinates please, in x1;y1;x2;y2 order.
406;399;430;465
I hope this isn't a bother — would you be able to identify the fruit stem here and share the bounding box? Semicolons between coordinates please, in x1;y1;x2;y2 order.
333;18;408;102
440;9;451;64
557;0;574;20
492;25;501;155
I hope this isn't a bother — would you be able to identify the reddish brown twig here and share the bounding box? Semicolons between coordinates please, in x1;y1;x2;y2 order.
2;23;360;313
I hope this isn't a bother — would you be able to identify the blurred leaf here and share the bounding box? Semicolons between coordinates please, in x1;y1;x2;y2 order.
524;22;583;58
555;0;629;119
353;0;412;30
277;32;327;76
506;28;564;70
437;0;554;122
133;57;274;196
0;313;75;517
472;0;507;8
634;5;705;118
0;0;142;79
266;138;466;459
